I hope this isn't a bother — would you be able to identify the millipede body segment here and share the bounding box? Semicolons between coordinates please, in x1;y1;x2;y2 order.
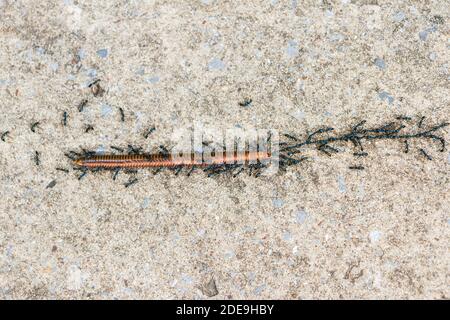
74;151;272;169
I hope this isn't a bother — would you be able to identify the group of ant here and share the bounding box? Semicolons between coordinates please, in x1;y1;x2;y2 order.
1;77;448;188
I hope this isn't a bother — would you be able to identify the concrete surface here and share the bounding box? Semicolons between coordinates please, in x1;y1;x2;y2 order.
0;0;449;299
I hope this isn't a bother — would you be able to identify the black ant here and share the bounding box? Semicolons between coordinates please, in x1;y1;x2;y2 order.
1;131;10;142
119;107;125;122
143;126;155;139
127;145;143;155
419;148;432;160
88;79;104;97
85;125;94;133
78;99;88;112
124;177;138;188
34;151;40;166
239;98;252;107
31;121;40;133
62;111;68;126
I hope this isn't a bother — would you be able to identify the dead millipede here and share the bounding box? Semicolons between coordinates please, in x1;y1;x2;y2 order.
74;151;272;170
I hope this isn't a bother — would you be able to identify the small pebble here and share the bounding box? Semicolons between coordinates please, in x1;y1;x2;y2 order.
202;278;219;297
338;175;346;193
96;49;108;58
286;40;299;58
208;58;225;70
296;210;308;224
46;180;57;189
369;230;381;243
272;198;284;208
374;58;386;70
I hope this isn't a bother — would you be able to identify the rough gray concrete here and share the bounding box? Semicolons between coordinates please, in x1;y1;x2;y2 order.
0;0;449;299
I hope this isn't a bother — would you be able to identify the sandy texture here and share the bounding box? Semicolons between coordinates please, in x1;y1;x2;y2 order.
0;0;449;299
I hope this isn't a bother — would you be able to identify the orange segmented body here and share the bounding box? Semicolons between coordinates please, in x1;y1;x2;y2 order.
74;151;272;169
